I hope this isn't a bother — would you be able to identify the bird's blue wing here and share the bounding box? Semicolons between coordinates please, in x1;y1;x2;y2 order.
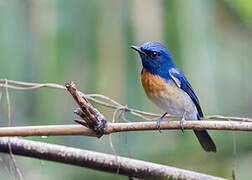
169;68;203;119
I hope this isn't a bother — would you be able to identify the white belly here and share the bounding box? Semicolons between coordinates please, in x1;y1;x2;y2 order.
148;84;198;120
141;69;198;120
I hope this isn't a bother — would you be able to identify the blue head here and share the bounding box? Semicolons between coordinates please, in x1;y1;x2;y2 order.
131;42;174;75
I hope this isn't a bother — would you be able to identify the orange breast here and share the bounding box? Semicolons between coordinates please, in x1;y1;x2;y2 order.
141;68;180;98
141;69;165;95
141;68;195;115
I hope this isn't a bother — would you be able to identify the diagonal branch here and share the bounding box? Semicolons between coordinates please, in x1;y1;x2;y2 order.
0;137;227;180
65;81;107;134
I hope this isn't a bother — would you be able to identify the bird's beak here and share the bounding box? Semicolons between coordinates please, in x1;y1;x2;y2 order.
131;45;145;55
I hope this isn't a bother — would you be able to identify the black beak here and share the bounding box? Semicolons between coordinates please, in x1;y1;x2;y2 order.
131;45;145;55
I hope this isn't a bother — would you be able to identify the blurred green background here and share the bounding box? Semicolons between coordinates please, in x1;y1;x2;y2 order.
0;0;252;179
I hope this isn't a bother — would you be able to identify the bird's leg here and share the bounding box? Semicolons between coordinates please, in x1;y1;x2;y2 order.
157;112;168;133
179;112;186;133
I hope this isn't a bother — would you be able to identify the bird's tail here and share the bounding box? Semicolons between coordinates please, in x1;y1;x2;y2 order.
193;130;216;152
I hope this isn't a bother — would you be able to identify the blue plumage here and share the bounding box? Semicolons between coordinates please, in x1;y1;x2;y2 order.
131;41;216;152
168;67;203;120
132;42;203;118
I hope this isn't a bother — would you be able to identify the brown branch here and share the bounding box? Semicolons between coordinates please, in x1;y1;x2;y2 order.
105;120;252;132
0;137;227;180
65;81;107;134
0;125;99;137
0;120;252;137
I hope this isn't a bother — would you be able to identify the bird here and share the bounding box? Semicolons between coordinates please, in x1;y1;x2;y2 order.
131;41;216;152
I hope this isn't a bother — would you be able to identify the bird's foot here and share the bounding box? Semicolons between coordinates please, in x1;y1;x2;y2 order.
156;112;167;133
157;118;162;133
179;117;185;133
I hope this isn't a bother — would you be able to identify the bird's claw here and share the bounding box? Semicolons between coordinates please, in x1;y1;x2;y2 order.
157;118;162;133
156;112;167;133
179;119;185;133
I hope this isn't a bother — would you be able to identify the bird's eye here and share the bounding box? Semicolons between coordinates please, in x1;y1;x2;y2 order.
151;52;157;58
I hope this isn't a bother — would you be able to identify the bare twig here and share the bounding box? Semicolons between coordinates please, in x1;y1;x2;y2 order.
0;137;227;180
205;115;252;122
5;80;11;127
0;79;65;90
0;120;252;137
4;80;24;180
105;120;252;132
65;81;107;134
0;86;2;103
0;124;98;137
0;79;251;123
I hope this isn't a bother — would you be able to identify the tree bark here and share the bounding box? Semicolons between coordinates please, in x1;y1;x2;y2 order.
0;137;227;180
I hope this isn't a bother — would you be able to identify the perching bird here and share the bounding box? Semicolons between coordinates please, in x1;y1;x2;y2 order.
131;42;216;152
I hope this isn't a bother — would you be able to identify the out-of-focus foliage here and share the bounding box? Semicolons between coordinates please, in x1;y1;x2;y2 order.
0;0;251;179
227;0;252;27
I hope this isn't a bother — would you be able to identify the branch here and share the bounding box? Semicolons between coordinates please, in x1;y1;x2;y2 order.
0;124;99;137
0;120;252;137
65;81;107;134
0;137;227;180
1;79;252;123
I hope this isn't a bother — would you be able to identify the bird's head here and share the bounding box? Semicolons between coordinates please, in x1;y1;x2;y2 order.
131;42;174;75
